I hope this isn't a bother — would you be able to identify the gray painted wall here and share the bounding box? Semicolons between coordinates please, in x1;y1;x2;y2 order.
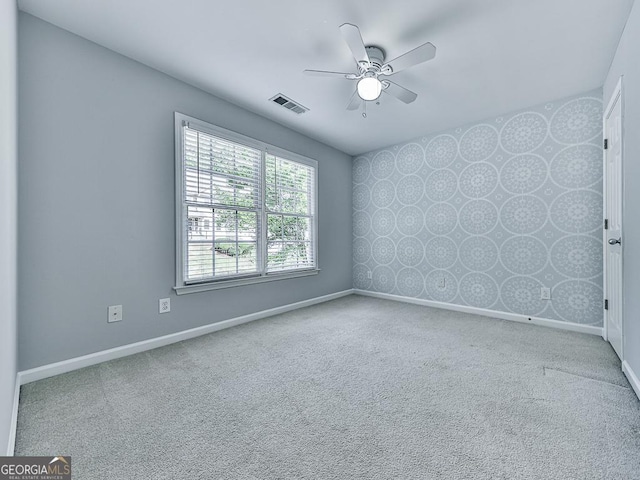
0;0;18;454
605;1;640;378
18;13;352;371
353;90;604;327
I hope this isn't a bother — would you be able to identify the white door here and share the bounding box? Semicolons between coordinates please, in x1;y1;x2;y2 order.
604;79;623;360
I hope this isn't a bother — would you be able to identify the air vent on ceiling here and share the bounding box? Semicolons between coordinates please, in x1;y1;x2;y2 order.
269;94;309;114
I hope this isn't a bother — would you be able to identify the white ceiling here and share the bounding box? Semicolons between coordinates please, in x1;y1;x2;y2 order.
18;0;634;156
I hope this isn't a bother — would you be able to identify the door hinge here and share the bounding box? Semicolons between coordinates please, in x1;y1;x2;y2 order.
604;139;608;150
604;219;609;230
604;299;609;310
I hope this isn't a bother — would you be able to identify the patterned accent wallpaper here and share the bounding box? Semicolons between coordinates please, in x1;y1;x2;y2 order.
352;90;604;326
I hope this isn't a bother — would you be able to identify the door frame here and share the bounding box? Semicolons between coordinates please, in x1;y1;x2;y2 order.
602;76;624;353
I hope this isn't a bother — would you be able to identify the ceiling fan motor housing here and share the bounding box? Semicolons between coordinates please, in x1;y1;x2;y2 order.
363;46;385;71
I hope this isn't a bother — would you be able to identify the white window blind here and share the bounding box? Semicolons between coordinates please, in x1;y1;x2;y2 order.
266;154;315;271
183;126;262;282
176;113;318;290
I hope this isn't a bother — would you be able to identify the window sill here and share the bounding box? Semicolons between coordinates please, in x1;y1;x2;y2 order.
173;269;320;295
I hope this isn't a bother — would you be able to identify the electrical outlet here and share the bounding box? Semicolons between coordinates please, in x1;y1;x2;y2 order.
541;287;551;300
108;305;122;323
159;298;171;314
367;270;372;279
437;277;446;289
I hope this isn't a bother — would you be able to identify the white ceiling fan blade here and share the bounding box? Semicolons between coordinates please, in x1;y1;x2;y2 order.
346;91;361;110
340;23;370;65
382;80;418;104
382;42;436;74
304;69;358;79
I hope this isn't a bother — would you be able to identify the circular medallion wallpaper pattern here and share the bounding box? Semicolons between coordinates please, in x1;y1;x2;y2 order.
552;280;603;325
424;203;458;235
396;143;425;174
396;174;425;205
397;206;425;236
371;237;395;265
371;150;395;179
396;267;424;297
353;156;371;183
500;154;547;194
353;263;372;290
550;145;602;189
425;135;457;168
425;270;458;302
353;237;371;264
353;94;603;326
425;236;458;269
500;195;547;234
550;190;602;234
550;235;602;279
371;180;395;208
353;210;371;237
353;184;370;210
501;276;545;316
550;98;602;144
459;236;499;272
425;169;458;202
459;200;499;235
500;236;548;275
500;112;548;154
372;265;396;293
459;125;499;162
459;273;499;309
396;236;425;267
371;208;395;236
459;162;499;198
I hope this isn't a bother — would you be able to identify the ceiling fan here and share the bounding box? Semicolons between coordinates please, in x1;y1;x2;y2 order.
304;23;436;113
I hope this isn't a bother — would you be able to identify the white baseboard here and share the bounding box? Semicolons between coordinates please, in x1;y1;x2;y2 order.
6;375;19;456
353;289;603;336
622;361;640;401
19;289;354;386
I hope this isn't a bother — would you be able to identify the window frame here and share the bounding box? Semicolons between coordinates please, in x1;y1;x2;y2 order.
174;112;319;295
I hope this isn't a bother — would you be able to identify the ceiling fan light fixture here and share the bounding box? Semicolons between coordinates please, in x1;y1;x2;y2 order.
304;23;435;109
357;76;382;101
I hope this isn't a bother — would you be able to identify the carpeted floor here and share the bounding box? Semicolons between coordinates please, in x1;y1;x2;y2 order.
15;295;640;479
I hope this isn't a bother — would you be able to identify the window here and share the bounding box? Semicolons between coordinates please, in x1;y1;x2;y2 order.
266;154;315;272
174;113;318;293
